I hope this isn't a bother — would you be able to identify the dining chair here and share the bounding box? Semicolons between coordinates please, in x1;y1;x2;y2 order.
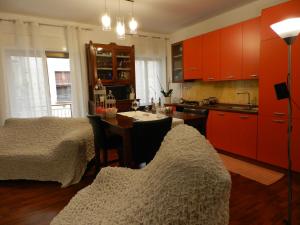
87;115;123;173
183;108;208;136
131;116;172;167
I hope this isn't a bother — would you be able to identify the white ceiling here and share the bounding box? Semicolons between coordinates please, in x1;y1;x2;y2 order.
0;0;257;34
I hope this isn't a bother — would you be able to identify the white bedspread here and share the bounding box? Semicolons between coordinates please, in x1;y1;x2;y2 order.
0;117;94;187
51;125;231;225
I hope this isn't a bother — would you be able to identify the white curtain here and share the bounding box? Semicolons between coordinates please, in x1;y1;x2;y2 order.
65;26;87;117
0;20;51;124
131;36;167;105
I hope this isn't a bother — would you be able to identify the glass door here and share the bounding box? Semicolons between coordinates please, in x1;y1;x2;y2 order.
95;47;113;82
116;50;131;82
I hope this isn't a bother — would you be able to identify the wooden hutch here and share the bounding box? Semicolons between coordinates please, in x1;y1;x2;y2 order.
86;41;135;112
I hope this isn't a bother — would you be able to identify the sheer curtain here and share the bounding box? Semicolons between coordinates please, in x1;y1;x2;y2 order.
65;26;88;117
0;21;51;124
131;36;167;105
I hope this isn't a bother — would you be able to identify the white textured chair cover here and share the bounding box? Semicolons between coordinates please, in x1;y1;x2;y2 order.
51;124;231;224
0;117;94;187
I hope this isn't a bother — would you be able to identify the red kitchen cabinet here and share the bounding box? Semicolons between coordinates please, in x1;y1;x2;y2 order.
207;110;257;159
242;17;260;80
202;30;220;81
220;23;243;80
292;118;300;172
261;0;300;41
231;113;258;159
183;35;202;80
292;36;300;119
257;116;288;169
207;111;234;151
259;38;288;117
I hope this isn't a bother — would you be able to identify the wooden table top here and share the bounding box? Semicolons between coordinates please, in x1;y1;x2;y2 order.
102;111;207;129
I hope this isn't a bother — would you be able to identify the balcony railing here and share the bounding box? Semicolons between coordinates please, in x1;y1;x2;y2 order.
51;103;72;118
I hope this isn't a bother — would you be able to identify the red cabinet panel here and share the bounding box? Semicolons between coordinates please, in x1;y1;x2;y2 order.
207;110;257;159
242;17;260;80
231;114;258;159
202;30;220;81
257;116;288;169
261;0;300;41
207;111;234;151
183;35;202;80
259;38;288;117
220;23;243;80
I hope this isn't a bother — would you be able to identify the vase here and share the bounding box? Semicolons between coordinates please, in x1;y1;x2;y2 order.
164;96;171;104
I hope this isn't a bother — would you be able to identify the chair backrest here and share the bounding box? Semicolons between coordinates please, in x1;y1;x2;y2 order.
182;108;208;136
132;116;172;165
87;115;108;150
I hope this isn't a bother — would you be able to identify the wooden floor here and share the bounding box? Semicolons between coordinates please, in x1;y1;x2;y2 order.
0;165;299;225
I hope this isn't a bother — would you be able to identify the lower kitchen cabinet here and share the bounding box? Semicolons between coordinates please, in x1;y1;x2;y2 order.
258;116;300;172
207;110;257;159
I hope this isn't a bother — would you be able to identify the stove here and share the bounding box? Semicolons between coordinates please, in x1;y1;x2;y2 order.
179;99;199;106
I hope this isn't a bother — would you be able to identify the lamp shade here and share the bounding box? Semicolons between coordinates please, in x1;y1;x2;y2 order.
270;18;300;39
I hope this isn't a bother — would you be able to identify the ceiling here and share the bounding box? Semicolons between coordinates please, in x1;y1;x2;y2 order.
0;0;257;34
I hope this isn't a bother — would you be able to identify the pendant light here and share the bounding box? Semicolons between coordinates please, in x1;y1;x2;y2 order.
116;0;125;39
128;0;138;34
101;0;111;31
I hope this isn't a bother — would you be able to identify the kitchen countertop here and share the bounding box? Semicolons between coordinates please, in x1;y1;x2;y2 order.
168;103;259;114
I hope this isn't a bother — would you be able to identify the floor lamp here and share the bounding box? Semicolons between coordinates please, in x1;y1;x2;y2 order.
270;18;300;225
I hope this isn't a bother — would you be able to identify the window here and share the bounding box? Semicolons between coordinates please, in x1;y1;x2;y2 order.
55;71;71;102
46;52;72;117
135;58;164;105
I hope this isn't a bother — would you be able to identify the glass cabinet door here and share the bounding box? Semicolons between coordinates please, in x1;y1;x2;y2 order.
96;48;113;81
116;50;131;82
172;42;183;82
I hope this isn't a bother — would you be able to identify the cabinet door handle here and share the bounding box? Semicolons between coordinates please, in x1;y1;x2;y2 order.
240;115;249;119
250;74;257;77
217;113;225;116
227;75;234;79
272;119;286;123
207;77;215;80
273;112;286;116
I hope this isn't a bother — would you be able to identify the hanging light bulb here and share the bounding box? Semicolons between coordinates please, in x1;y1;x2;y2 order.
128;1;138;34
116;0;125;39
100;0;111;31
129;17;138;34
116;17;125;39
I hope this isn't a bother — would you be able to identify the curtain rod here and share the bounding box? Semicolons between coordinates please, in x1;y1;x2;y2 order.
0;18;92;30
0;18;169;40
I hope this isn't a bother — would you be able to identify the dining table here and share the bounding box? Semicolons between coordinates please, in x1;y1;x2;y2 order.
101;111;207;168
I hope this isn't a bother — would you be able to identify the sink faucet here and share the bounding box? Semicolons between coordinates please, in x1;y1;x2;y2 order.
237;91;251;107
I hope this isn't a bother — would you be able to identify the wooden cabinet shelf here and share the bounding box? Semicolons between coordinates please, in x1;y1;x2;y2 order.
86;41;135;112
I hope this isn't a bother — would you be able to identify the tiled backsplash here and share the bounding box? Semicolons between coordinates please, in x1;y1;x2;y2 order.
182;80;258;105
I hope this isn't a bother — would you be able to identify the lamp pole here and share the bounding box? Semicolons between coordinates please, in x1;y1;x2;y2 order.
271;18;300;225
285;39;293;225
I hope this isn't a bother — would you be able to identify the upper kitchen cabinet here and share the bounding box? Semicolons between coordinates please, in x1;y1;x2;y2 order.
183;35;202;80
220;23;243;80
202;30;221;81
242;17;260;80
172;42;184;82
261;0;300;41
